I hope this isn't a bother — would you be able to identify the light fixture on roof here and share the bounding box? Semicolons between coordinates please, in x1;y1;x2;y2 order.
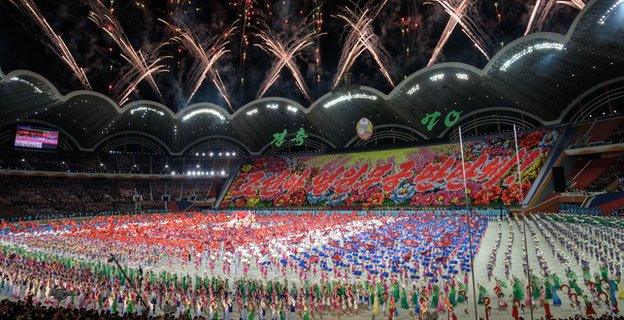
9;77;43;93
164;164;169;168
266;104;279;110
430;73;445;82
181;108;225;121
455;73;469;80
407;84;420;95
323;92;378;109
225;152;230;156
286;105;298;113
130;106;164;116
209;152;214;157
196;164;200;168
499;42;564;72
246;108;258;116
598;0;624;25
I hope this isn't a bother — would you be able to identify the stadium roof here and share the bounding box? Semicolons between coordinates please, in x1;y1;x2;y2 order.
1;0;624;155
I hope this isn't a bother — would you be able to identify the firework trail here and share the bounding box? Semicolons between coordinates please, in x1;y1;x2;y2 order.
436;0;491;59
525;0;584;35
254;22;318;101
9;0;91;89
86;0;165;102
160;19;236;110
427;0;493;66
114;43;170;106
235;0;256;92
332;0;395;89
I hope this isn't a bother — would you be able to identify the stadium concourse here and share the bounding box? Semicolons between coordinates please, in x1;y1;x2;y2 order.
2;0;624;319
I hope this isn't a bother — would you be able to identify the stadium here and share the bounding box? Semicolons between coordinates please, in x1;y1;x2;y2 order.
0;0;624;319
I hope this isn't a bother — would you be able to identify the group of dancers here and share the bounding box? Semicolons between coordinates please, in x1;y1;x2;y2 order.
0;210;622;319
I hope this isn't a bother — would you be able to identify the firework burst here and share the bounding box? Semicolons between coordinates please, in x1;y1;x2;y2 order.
254;22;318;101
427;0;494;66
114;43;170;106
525;0;585;35
332;0;395;89
86;0;165;103
8;0;91;89
160;19;236;111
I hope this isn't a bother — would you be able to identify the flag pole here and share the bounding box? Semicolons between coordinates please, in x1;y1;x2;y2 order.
458;126;479;320
108;254;148;313
513;124;534;320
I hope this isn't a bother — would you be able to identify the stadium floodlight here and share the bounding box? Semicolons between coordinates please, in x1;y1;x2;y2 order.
9;77;43;93
171;171;176;176
209;152;214;157
323;92;378;109
196;164;200;168
266;104;279;110
407;85;420;95
164;164;169;169
246;108;258;116
181;108;225;121
225;152;230;157
232;152;236;156
455;73;469;80
202;153;206;156
430;73;445;82
499;42;564;72
129;106;164;116
210;171;215;175
286;105;298;113
598;0;624;25
99;163;104;167
218;152;223;156
220;170;226;175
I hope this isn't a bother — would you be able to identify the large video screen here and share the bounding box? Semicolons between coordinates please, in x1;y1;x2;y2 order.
14;125;59;150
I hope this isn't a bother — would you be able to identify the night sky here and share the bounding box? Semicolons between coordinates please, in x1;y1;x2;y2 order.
0;0;579;112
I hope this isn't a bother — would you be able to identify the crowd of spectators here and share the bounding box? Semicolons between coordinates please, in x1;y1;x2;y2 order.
0;175;224;219
605;122;624;144
0;299;154;320
560;203;604;216
587;155;624;191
